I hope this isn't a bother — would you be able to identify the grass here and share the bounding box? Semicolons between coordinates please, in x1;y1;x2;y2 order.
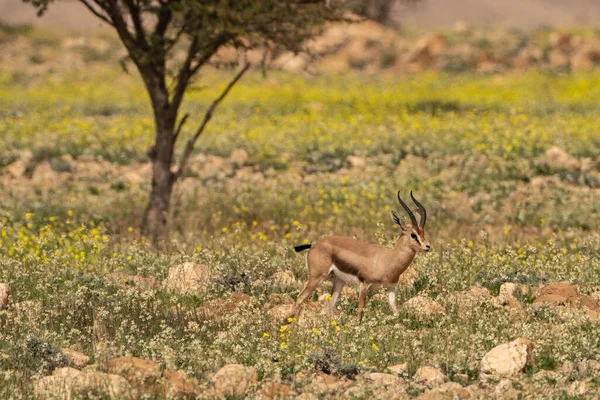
0;29;600;398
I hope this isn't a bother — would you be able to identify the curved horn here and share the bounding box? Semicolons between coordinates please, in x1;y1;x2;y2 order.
410;191;427;228
397;191;418;228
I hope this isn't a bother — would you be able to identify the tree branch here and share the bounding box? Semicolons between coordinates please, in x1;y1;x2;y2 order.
172;62;251;182
124;0;148;47
78;0;114;26
173;113;189;141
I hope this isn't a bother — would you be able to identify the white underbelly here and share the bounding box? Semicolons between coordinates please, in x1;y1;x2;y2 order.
330;265;361;286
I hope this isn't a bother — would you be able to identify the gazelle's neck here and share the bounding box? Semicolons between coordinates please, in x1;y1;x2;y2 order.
394;235;415;254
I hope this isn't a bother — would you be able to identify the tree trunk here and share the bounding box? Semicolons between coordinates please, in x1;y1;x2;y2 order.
142;83;177;243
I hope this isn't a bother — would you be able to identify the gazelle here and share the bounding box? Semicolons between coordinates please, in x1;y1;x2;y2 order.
292;191;429;322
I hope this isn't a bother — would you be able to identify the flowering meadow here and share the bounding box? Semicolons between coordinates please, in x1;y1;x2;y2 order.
1;27;600;398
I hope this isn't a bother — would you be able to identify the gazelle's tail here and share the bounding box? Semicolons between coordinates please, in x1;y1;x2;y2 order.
293;244;312;252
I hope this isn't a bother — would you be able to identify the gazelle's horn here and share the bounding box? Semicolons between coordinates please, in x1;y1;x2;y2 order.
410;191;427;228
397;191;418;228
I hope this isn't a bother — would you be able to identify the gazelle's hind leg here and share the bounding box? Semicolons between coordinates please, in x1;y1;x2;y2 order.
357;282;370;323
292;275;325;320
328;277;345;316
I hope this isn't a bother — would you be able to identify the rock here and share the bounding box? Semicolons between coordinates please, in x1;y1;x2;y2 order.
571;45;600;72
548;49;570;69
212;364;257;398
388;363;408;376
403;296;444;320
512;47;541;68
549;32;573;50
365;372;404;388
406;34;447;66
577;360;600;378
161;369;202;399
499;283;520;300
4;160;28;178
419;381;470;399
542;146;581;171
105;272;160;292
567;380;589;397
347;155;366;168
296;393;319;400
446;286;491;312
266;303;294;323
480;338;535;377
264;293;294;310
229;149;249;166
61;348;91;369
270;270;297;288
532;282;598;311
494;378;521;399
454;373;469;385
414;366;445;387
191;292;252;322
560;361;577;378
164;262;212;295
263;382;292;398
106;356;162;394
397;267;419;288
34;367;133;399
0;283;10;310
273;51;310;73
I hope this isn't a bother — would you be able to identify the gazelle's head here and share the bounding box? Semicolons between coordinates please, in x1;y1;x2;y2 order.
390;191;430;253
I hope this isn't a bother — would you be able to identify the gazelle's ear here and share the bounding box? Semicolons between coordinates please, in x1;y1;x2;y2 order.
390;210;406;230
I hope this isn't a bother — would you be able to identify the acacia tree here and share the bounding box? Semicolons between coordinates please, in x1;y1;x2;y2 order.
24;0;343;241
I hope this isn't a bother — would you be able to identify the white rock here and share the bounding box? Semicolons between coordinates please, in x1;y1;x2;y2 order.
0;283;10;310
229;149;249;166
364;372;403;387
543;146;580;170
61;348;91;369
414;366;446;387
212;364;257;398
164;262;212;295
480;338;535;377
403;296;444;320
34;367;133;399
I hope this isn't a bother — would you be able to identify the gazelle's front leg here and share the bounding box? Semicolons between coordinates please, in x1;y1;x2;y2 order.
386;285;398;315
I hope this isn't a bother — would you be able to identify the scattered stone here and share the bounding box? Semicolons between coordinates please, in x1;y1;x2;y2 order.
548;49;570;68
494;378;521;399
571;45;600;72
191;292;252;322
0;283;10;310
388;363;409;376
414;366;446;387
161;369;202;399
454;373;469;385
397;267;419;288
559;361;577;379
61;348;91;369
270;270;297;288
266;304;294;323
212;364;257;398
263;382;292;398
549;32;573;50
402;296;444;320
105;272;160;292
4;160;29;178
499;282;520;299
229;148;249;166
577;360;600;378
106;356;162;394
446;286;491;312
346;155;366;168
296;393;319;400
264;293;294;310
567;380;589;397
532;282;598;311
164;262;212;295
364;372;404;388
542;147;581;171
480;338;535;377
419;381;470;399
34;367;133;400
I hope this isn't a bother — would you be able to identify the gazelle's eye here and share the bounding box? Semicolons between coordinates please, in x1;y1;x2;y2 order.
410;232;417;240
